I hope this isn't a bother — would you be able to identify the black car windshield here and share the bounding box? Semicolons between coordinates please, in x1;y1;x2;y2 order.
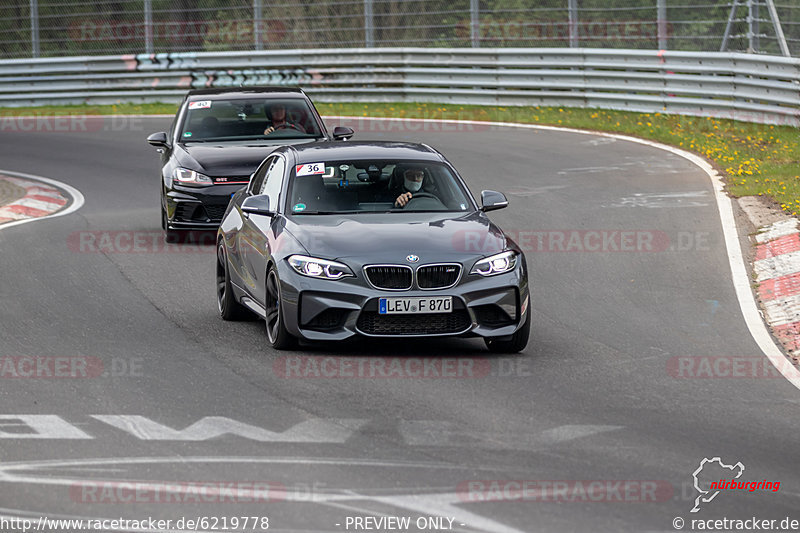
288;160;475;214
180;98;322;142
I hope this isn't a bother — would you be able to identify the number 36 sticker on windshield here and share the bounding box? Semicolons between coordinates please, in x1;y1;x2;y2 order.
296;163;325;176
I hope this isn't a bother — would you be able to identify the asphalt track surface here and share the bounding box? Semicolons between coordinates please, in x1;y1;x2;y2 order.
0;117;798;533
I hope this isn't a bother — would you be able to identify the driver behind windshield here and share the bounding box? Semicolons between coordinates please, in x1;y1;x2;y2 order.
263;103;306;135
394;167;429;207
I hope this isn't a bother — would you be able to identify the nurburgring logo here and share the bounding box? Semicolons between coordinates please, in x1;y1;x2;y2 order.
690;457;780;513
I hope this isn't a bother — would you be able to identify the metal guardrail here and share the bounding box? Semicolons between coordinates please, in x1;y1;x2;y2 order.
0;48;798;126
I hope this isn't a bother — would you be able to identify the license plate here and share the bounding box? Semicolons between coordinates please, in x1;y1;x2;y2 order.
378;296;452;314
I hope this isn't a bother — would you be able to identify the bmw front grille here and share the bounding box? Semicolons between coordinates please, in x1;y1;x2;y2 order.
416;263;462;290
364;265;413;290
364;263;462;290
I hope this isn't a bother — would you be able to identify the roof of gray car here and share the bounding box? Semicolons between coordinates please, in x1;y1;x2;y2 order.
288;141;444;163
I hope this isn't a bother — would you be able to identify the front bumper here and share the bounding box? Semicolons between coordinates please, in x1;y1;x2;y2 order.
276;259;529;342
164;183;246;230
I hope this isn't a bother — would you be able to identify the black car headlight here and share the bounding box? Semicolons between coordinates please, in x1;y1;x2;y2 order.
470;250;518;277
173;168;213;186
288;255;354;280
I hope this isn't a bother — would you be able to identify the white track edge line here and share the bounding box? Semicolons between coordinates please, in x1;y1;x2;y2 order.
324;114;800;390
0;169;85;231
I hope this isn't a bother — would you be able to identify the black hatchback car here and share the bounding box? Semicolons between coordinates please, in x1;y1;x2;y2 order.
216;141;530;353
147;87;352;237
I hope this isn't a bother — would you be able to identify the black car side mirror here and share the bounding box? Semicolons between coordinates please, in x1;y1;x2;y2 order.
480;190;508;212
332;126;354;141
147;132;168;148
241;194;274;216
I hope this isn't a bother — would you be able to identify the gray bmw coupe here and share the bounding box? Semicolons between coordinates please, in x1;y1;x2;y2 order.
216;141;530;352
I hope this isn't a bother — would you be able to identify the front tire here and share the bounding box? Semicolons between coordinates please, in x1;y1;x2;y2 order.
216;241;253;320
162;207;182;243
485;308;530;353
265;265;298;350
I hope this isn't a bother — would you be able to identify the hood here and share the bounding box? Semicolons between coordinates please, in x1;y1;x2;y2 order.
285;211;508;263
175;143;278;180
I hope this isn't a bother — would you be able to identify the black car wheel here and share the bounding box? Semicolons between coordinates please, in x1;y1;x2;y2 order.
216;241;252;320
265;265;298;350
485;307;530;353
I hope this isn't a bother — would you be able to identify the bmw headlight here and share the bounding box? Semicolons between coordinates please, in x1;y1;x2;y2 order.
470;250;518;277
288;255;354;280
173;168;213;185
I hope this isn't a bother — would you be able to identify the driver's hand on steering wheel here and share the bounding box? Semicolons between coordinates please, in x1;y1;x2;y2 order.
395;192;413;207
263;125;276;135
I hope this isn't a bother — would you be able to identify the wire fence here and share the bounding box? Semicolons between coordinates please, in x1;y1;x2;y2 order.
2;0;800;59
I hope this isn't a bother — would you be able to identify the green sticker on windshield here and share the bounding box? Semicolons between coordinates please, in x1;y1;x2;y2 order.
293;203;306;212
183;132;192;137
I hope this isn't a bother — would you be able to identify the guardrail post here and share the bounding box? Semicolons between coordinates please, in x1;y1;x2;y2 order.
30;0;39;58
471;0;479;48
144;0;153;55
364;0;374;47
657;0;667;49
765;0;791;56
568;0;578;47
254;0;263;51
721;0;737;52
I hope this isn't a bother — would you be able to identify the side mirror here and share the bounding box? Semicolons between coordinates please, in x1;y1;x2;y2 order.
241;194;274;216
480;190;508;212
147;131;168;148
332;126;354;141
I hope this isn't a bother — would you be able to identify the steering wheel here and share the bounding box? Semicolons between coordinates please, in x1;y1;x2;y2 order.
264;123;304;136
275;123;304;132
408;192;438;201
401;192;446;209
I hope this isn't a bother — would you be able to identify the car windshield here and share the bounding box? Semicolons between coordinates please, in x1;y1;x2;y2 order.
180;98;323;142
287;159;475;214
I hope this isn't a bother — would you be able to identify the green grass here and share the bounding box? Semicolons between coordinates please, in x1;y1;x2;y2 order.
3;101;798;214
317;102;800;215
0;103;178;116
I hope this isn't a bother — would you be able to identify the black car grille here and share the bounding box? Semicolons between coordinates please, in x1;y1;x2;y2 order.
174;203;227;223
364;265;413;290
203;204;228;221
357;310;471;336
175;203;201;221
417;264;461;289
473;304;515;328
